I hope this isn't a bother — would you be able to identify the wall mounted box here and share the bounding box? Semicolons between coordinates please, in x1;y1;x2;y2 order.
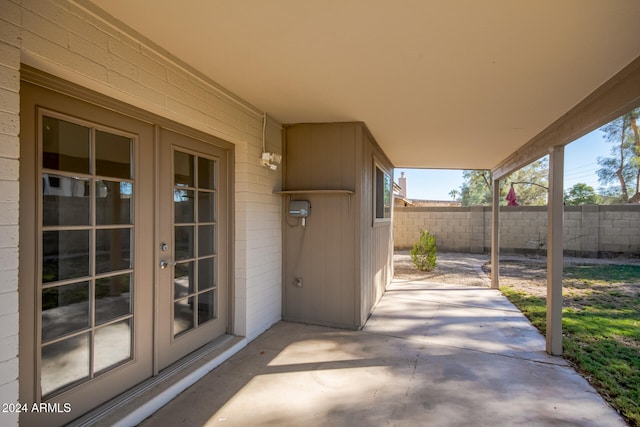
289;200;310;217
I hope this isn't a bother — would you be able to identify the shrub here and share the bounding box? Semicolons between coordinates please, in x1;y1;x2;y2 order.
410;230;437;271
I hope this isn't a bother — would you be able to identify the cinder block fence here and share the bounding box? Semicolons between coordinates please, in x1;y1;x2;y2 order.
394;205;640;258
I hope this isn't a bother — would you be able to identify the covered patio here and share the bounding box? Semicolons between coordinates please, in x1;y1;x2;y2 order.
121;263;623;426
3;2;640;426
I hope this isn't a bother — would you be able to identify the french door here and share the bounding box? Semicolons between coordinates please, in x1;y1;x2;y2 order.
19;80;229;426
156;129;229;369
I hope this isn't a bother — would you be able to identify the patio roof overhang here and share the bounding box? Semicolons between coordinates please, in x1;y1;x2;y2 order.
83;0;640;171
79;1;640;358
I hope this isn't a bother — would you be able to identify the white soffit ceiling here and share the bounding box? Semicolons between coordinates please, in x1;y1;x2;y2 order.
86;0;640;169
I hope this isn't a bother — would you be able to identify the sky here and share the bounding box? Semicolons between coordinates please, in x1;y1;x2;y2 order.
395;127;612;201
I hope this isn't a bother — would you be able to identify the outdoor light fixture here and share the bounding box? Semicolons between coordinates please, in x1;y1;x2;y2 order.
260;151;282;170
260;112;282;170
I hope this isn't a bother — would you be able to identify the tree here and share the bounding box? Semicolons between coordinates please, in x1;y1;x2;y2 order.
504;157;549;206
459;170;492;206
564;183;600;205
459;158;549;206
596;186;625;205
596;108;640;203
448;189;459;201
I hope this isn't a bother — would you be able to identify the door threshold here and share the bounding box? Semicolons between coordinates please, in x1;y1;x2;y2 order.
68;334;247;427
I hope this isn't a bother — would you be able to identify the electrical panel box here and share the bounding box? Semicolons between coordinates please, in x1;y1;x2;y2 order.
289;200;310;217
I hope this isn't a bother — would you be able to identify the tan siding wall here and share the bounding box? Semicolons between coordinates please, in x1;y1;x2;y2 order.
283;123;357;328
394;205;640;256
1;0;283;409
358;126;393;326
283;124;357;191
282;123;393;329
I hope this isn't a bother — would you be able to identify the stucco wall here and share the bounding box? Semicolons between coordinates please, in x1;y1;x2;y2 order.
394;205;640;257
0;0;282;415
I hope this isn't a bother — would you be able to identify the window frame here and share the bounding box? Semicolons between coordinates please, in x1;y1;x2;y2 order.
373;160;393;224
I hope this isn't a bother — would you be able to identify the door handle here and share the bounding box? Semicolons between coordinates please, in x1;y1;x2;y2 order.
160;260;177;269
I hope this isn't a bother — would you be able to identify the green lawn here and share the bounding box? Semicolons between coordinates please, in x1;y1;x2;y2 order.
501;264;640;427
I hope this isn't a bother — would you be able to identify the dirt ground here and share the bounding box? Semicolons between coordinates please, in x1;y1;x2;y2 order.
395;251;640;300
481;257;548;296
485;256;639;299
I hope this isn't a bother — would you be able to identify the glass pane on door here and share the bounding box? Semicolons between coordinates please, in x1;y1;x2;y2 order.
42;174;90;226
42;116;90;174
39;115;135;399
172;151;217;337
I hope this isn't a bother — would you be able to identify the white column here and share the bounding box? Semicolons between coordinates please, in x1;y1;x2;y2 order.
546;146;564;355
491;178;500;289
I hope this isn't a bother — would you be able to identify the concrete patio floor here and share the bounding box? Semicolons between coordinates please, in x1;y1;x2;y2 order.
139;279;625;427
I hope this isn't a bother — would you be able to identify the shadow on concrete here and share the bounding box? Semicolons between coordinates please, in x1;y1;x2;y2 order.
140;274;625;427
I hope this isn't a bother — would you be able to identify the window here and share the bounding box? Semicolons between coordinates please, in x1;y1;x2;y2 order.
375;166;392;220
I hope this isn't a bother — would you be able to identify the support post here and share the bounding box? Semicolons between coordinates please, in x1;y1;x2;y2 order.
491;178;500;289
546;146;564;355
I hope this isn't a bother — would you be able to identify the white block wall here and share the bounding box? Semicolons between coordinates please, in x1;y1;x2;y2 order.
0;1;21;425
0;0;283;414
234;120;283;340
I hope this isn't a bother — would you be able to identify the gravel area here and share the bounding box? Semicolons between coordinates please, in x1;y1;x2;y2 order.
393;251;491;287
